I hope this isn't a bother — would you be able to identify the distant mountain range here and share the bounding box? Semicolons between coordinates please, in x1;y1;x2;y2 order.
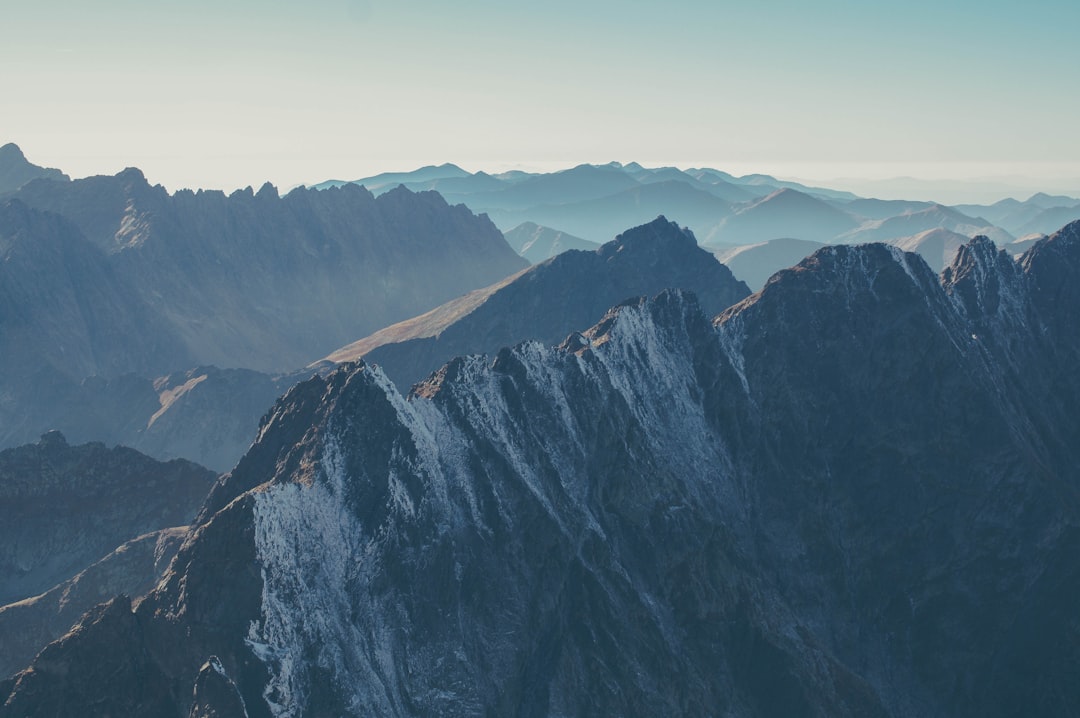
312;160;1080;253
0;145;527;470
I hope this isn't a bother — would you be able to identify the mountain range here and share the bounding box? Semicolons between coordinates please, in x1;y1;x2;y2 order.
0;146;527;468
4;143;1080;716
5;220;1079;716
314;160;1080;253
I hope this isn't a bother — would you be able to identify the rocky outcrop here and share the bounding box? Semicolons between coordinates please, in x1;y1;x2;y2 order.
5;222;1080;717
0;432;216;606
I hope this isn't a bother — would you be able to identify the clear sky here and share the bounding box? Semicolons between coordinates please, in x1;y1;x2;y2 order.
5;0;1079;199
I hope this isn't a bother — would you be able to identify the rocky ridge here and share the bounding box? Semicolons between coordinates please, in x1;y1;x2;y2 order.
4;222;1080;717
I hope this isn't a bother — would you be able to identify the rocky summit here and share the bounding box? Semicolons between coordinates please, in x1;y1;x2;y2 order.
4;222;1080;717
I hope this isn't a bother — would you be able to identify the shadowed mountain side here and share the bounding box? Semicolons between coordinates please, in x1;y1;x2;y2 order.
0;366;312;473
9;173;528;372
326;216;751;389
0;527;187;679
0;200;193;384
502;222;599;263
0;144;68;194
0;432;216;607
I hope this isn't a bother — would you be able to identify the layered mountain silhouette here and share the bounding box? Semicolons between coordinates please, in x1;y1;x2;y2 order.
7;221;1080;717
309;161;1066;260
702;187;859;244
889;227;972;272
711;237;828;290
326;217;751;389
502;221;598;263
0;143;68;193
0;166;527;469
839;203;1014;245
6;172;526;372
0;432;216;677
956;193;1080;236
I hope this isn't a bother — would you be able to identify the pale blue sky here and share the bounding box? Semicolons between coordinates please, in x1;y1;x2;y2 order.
5;0;1079;198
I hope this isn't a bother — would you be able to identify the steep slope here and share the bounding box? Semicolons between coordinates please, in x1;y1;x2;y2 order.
0;199;193;385
502;222;599;263
0;432;216;606
10;172;528;372
6;223;1080;717
327;216;751;389
0;527;187;679
0;143;69;193
704;188;859;244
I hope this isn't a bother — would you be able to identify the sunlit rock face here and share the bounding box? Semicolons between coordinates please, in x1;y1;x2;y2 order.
5;222;1080;718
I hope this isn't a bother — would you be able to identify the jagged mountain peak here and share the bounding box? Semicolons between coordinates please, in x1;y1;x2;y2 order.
1019;219;1080;343
597;215;697;258
0;143;70;193
942;235;1027;328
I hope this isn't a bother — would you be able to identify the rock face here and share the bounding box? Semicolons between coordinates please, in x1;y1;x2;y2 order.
328;216;751;389
5;222;1080;717
0;432;216;606
0;143;69;193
